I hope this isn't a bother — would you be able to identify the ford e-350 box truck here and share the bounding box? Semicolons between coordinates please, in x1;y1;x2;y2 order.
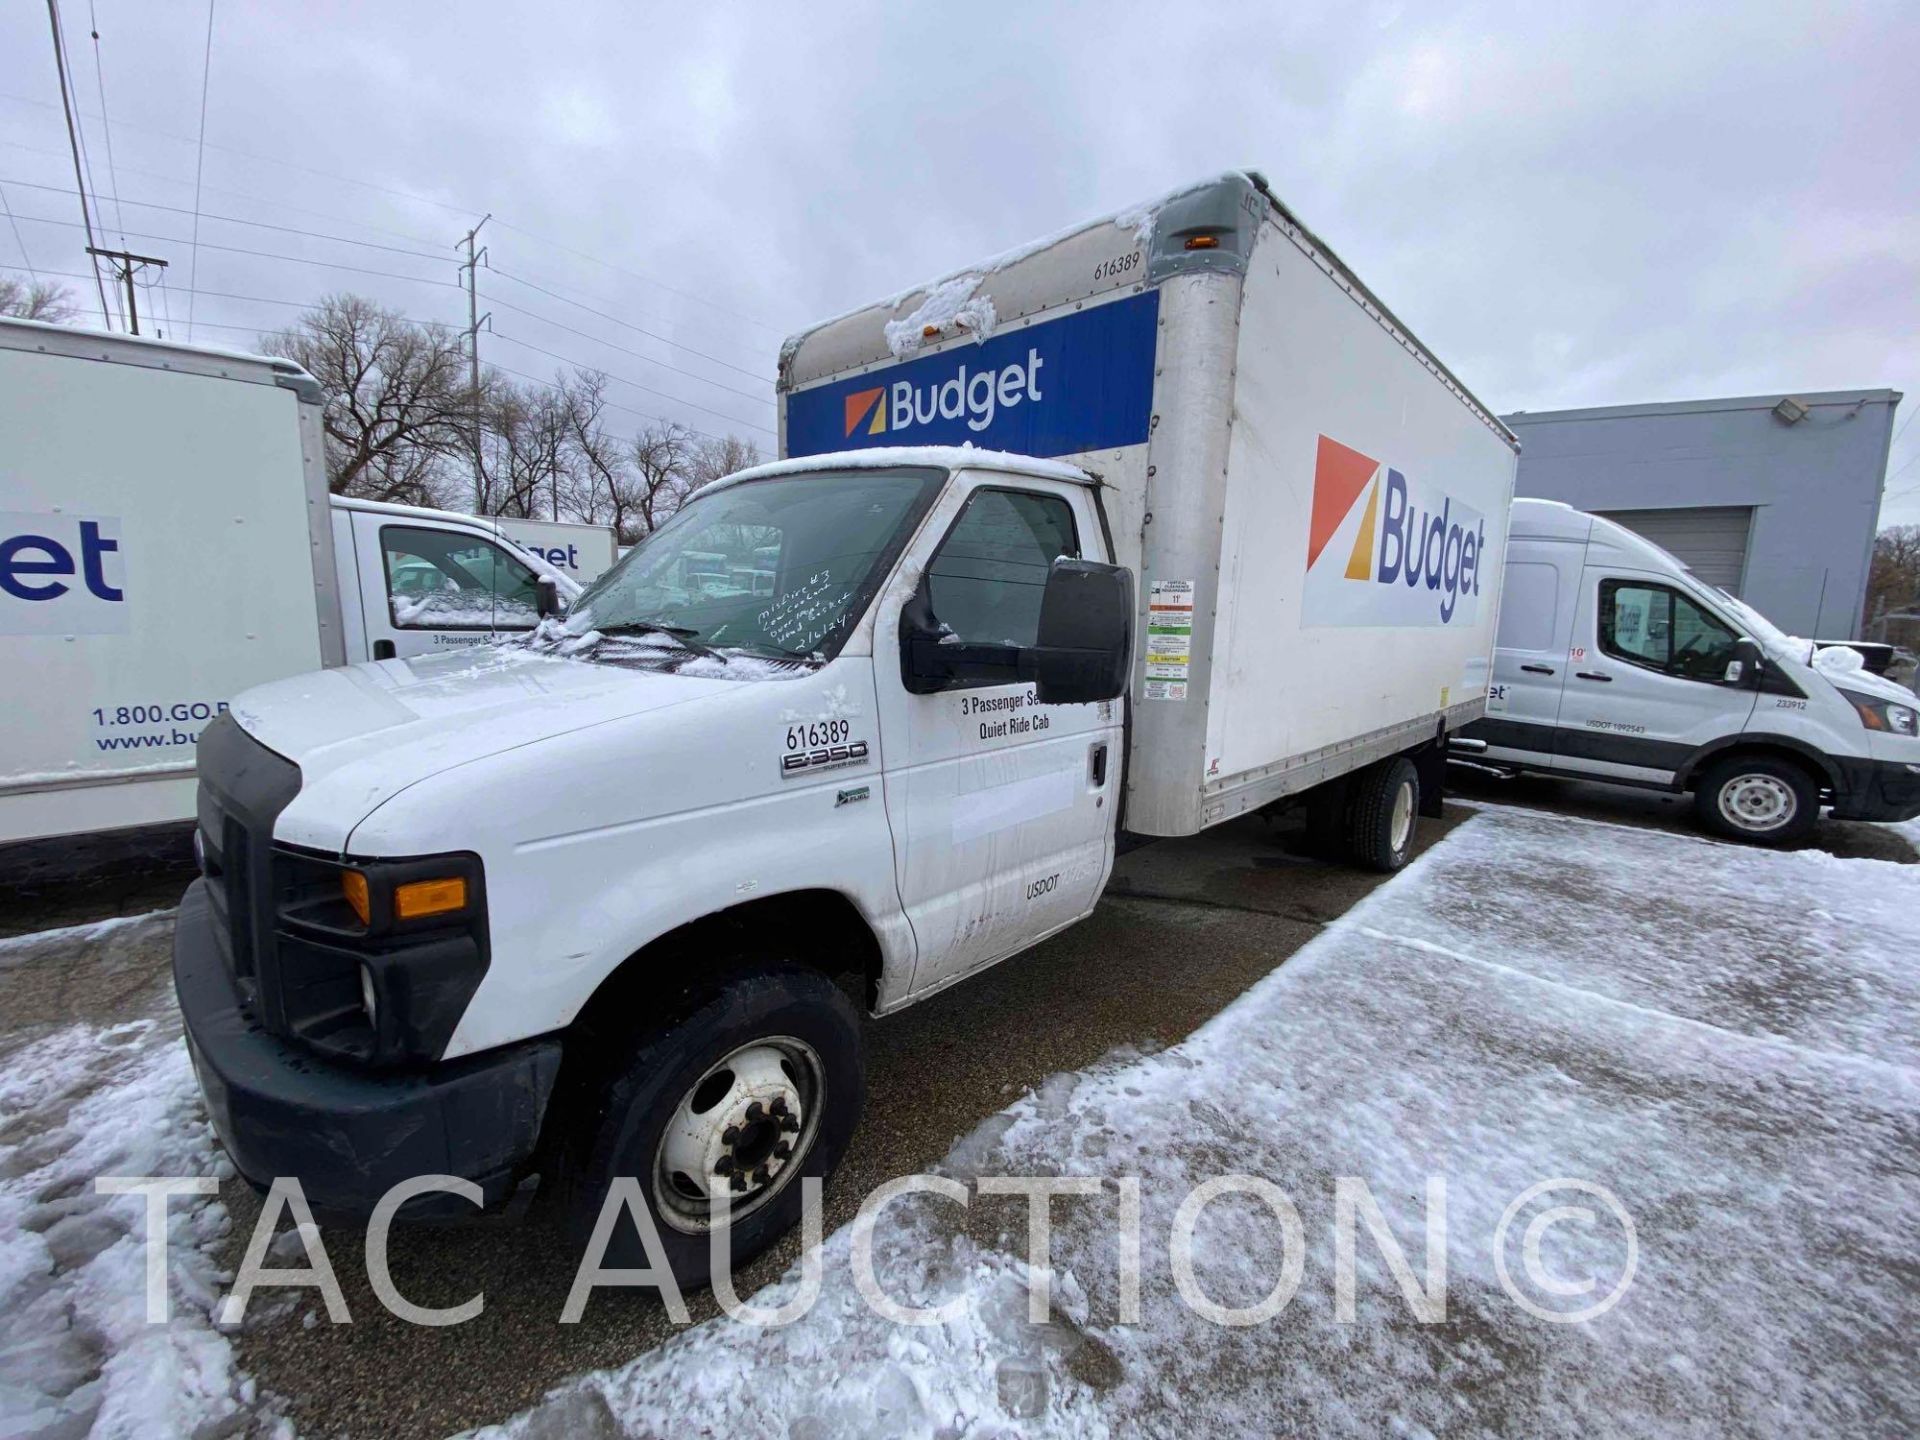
171;171;1517;1286
0;318;577;853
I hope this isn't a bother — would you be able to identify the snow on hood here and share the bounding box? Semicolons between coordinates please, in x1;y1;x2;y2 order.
229;646;737;850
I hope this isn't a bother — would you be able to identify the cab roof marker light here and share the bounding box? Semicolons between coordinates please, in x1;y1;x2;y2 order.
1184;234;1222;250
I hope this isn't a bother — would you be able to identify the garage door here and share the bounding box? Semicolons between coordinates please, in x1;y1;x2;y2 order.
1594;506;1753;593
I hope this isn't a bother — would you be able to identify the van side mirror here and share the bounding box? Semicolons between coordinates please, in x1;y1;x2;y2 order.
1725;636;1762;687
901;558;1134;703
535;576;562;619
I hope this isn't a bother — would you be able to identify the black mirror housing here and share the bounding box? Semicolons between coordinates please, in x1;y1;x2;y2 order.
901;558;1133;703
1726;635;1763;688
535;576;562;619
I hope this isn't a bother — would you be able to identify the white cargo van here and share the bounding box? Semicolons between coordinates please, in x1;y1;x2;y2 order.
0;318;578;849
1462;498;1920;842
171;172;1518;1283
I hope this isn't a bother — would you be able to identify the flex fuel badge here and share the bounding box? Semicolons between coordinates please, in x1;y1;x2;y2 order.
1144;578;1194;701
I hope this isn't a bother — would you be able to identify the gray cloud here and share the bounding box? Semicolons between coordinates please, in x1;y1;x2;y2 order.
3;0;1914;513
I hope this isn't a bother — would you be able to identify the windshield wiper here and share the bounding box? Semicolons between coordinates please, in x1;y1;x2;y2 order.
593;620;725;662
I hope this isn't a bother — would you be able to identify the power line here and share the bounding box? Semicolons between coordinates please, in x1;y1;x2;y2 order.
490;265;770;381
85;0;127;246
0;176;447;259
0;182;36;276
186;0;215;339
490;328;775;436
0;260;455;325
480;290;772;409
486;358;738;448
7;210;463;288
43;0;112;326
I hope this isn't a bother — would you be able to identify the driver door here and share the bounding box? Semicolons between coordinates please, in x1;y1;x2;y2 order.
872;475;1121;998
1555;570;1761;781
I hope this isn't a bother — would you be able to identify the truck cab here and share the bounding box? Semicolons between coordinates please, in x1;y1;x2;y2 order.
1464;498;1920;842
176;448;1132;1283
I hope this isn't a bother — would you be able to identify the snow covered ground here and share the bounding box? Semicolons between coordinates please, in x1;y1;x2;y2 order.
2;806;1915;1439
0;912;274;1439
481;805;1920;1439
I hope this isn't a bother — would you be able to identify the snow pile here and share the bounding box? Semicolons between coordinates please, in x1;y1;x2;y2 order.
882;275;998;358
0;916;267;1438
484;805;1920;1439
1811;644;1866;677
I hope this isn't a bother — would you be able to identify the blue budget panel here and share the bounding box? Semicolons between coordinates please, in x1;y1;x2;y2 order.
785;289;1160;460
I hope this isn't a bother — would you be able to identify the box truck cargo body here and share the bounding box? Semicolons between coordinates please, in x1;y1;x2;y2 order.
0;319;577;848
782;170;1520;836
168;172;1517;1285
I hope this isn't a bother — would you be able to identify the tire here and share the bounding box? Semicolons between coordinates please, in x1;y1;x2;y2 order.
1345;757;1420;872
1692;754;1819;846
562;963;864;1290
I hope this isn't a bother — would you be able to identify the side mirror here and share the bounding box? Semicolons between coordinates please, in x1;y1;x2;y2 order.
535;576;562;619
900;558;1134;703
1725;636;1762;687
1029;558;1133;704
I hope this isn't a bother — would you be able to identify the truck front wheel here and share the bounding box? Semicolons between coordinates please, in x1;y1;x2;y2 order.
1692;754;1819;845
563;963;864;1290
1346;756;1421;872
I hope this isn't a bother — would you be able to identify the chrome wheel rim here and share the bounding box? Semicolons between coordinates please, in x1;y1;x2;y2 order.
1718;774;1795;833
652;1035;824;1235
1390;780;1415;852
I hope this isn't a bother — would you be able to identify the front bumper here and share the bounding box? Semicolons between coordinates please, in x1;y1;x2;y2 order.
1830;757;1920;823
173;879;562;1216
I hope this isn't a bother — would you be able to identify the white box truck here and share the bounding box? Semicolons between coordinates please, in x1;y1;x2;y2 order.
496;517;619;586
170;171;1517;1284
0;318;579;851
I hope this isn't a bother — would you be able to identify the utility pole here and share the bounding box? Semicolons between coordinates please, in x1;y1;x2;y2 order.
457;215;491;512
85;248;168;336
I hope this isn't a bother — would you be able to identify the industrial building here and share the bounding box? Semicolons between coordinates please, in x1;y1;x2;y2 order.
1503;389;1902;638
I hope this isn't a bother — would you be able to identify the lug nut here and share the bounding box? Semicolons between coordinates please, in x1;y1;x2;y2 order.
745;1101;765;1122
722;1125;740;1145
773;1141;792;1160
779;1114;800;1133
753;1166;770;1185
731;1173;748;1192
770;1096;789;1117
715;1155;735;1176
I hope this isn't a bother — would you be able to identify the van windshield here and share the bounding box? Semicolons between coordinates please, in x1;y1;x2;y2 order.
549;466;943;670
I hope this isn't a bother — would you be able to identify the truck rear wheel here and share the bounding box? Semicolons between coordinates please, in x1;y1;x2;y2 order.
1346;757;1420;872
1692;754;1819;846
563;963;863;1290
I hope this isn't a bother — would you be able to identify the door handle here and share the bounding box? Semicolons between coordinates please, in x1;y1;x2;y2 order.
1574;671;1612;682
1520;664;1556;675
1090;743;1109;788
373;639;396;661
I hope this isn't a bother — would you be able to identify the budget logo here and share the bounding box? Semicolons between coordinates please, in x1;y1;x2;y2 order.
843;387;887;438
0;512;129;636
1303;435;1486;628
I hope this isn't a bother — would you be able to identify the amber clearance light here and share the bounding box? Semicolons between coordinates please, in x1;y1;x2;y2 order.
341;870;371;926
394;876;469;921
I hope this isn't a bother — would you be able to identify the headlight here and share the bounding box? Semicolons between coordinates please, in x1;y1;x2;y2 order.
1839;688;1919;736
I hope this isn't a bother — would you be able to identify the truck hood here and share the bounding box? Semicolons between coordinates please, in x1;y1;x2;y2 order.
230;648;735;846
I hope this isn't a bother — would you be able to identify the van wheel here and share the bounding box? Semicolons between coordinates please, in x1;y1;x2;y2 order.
1693;755;1818;845
563;964;863;1291
1347;757;1420;872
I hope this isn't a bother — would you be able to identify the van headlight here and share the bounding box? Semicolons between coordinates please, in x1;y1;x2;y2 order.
1839;688;1919;736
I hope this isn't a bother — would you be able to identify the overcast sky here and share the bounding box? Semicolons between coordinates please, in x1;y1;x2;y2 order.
3;1;1916;523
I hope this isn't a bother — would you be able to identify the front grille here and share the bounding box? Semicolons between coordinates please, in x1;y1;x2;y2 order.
194;713;301;1029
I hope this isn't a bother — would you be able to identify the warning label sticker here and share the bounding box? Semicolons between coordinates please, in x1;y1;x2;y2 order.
1145;579;1195;699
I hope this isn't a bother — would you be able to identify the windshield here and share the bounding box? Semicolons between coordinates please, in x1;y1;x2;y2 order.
552;466;943;670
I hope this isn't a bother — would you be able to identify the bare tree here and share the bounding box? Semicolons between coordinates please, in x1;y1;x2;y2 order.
481;377;580;519
627;421;699;539
261;294;476;504
0;278;80;324
1865;524;1920;630
686;433;762;489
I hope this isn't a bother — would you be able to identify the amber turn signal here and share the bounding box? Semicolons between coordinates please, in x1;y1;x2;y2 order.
341;870;371;926
1184;234;1221;250
394;876;468;920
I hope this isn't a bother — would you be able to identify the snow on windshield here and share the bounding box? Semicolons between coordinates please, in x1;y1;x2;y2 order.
391;592;541;628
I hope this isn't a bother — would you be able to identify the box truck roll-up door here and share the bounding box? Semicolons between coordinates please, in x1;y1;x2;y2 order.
1594;506;1752;593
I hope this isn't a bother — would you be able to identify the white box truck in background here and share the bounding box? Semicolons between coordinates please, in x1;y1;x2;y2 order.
170;171;1519;1288
0;318;578;851
496;517;619;586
